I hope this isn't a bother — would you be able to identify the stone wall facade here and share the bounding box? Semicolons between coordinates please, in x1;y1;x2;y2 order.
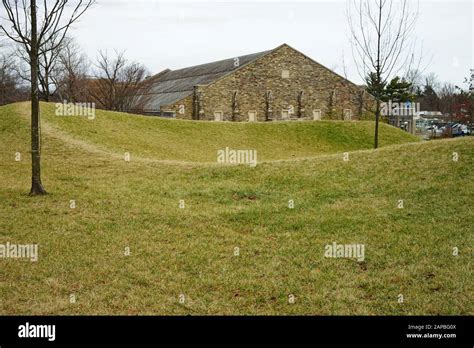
163;45;373;121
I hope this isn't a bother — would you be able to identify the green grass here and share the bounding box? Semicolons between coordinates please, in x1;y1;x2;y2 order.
36;102;419;163
0;102;472;315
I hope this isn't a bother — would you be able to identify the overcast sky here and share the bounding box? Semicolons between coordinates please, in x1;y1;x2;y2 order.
68;0;472;87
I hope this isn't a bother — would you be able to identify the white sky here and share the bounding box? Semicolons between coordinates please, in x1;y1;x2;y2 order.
67;0;473;87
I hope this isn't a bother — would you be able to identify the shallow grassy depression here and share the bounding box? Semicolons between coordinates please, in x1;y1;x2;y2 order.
0;102;472;315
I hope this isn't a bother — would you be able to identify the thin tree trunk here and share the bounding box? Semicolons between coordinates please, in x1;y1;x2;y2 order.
374;0;382;149
29;0;47;196
374;98;380;149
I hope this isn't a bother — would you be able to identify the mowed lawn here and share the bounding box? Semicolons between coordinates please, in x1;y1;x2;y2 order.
37;102;419;163
0;102;472;315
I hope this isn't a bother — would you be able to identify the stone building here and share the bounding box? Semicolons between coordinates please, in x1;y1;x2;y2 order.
134;44;372;121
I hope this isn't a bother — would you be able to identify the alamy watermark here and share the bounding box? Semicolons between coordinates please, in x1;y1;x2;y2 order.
324;242;365;262
18;322;55;341
381;100;420;116
0;242;38;262
217;147;257;167
55;101;96;120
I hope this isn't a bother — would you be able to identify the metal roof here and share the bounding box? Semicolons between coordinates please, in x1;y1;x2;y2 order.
135;49;273;112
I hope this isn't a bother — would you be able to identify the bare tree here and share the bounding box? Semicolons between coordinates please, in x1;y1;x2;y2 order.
340;52;372;119
438;82;456;115
405;68;423;95
14;31;64;102
418;73;440;111
403;41;431;95
0;52;26;104
38;31;63;101
90;50;148;112
347;0;419;148
0;0;94;195
55;37;90;102
424;72;440;93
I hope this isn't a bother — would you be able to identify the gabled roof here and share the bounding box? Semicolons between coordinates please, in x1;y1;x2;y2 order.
134;43;366;113
135;48;274;112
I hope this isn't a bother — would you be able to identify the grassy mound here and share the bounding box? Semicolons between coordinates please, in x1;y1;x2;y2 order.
15;102;421;163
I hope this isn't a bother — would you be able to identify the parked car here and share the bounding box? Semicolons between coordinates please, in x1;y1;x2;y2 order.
450;123;471;136
460;124;471;136
426;125;444;137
